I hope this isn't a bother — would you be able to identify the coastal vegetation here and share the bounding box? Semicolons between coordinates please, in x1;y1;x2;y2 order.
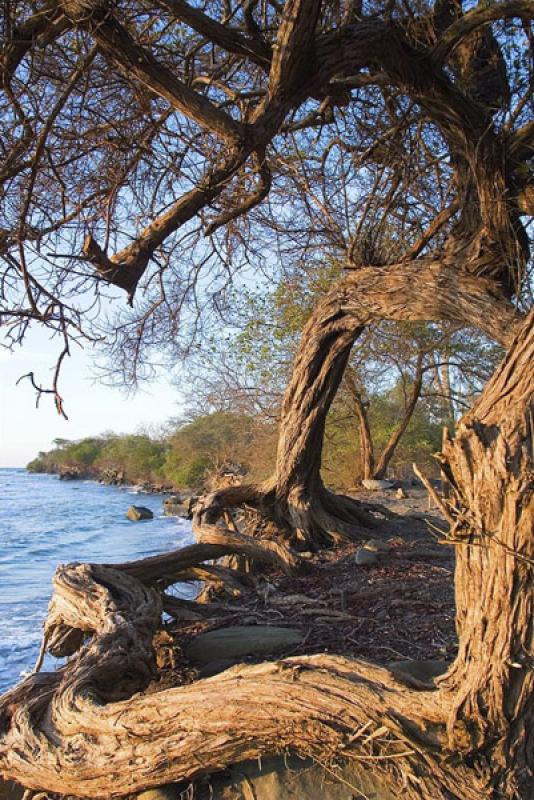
1;0;534;798
26;392;447;490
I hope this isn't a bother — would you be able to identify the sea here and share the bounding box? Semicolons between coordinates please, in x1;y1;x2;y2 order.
0;467;193;694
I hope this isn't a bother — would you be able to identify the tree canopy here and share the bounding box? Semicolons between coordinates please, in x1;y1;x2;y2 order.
2;0;533;405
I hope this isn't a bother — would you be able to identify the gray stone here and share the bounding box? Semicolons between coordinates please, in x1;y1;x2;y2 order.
0;781;23;800
164;494;182;505
198;755;398;799
364;538;390;552
163;502;190;518
362;479;395;491
354;548;378;566
137;787;177;800
126;505;154;521
387;659;450;687
186;625;304;665
198;658;239;678
163;495;197;519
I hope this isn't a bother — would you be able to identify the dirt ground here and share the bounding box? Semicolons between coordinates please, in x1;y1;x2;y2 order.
155;486;456;689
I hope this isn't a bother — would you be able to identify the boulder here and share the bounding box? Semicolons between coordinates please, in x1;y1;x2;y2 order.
0;781;23;800
165;494;183;505
387;659;450;688
198;754;399;799
186;625;304;665
126;505;154;521
354;548;378;566
137;787;177;800
361;479;395;491
198;658;240;678
163;495;197;519
59;467;80;480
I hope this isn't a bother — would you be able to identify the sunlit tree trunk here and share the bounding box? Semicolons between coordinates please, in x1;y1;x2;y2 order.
437;310;534;796
345;370;375;481
269;260;519;546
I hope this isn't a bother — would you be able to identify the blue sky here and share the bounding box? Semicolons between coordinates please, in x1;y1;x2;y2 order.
0;327;184;467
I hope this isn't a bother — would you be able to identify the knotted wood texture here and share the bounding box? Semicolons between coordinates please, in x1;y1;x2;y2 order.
0;555;459;797
1;309;534;798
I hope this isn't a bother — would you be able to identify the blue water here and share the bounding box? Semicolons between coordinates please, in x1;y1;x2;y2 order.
0;468;193;693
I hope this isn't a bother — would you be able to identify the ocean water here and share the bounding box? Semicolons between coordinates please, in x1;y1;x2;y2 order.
0;468;193;693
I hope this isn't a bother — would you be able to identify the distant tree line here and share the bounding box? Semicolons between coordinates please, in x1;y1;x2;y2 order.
28;394;452;491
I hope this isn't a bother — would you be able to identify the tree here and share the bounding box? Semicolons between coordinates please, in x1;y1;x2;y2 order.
186;271;500;483
1;1;534;798
164;411;257;486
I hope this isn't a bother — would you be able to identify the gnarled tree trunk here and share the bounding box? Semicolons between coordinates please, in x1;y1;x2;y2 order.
257;259;521;546
1;303;533;799
437;308;534;798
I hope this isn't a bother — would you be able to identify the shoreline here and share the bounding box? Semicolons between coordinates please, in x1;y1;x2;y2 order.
0;484;453;799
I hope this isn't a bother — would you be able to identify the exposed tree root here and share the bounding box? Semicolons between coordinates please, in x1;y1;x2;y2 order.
2;309;534;798
194;480;392;552
0;556;483;799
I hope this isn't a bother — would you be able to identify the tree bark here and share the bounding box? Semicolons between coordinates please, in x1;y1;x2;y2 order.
268;259;521;545
1;310;533;799
437;308;534;797
345;370;375;481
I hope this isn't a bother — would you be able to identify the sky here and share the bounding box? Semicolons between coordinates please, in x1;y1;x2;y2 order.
0;327;185;468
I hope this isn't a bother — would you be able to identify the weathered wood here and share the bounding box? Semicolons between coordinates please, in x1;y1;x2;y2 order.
437;308;534;797
0;555;461;797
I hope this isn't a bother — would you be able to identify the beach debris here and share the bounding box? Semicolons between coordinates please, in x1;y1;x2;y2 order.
361;479;395;491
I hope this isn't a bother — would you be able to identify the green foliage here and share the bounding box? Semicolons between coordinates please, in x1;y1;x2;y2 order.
26;433;165;483
27;412;261;489
96;435;166;481
164;412;256;488
26;457;47;473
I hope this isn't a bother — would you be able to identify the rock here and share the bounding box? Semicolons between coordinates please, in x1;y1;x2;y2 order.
137;787;177;800
387;659;450;688
396;486;408;499
361;479;395;491
202;754;398;799
126;505;154;521
100;467;125;485
59;467;80;480
0;781;23;800
198;658;239;678
364;538;390;552
163;502;189;518
354;548;378;566
163;495;198;519
165;494;182;505
186;625;304;665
